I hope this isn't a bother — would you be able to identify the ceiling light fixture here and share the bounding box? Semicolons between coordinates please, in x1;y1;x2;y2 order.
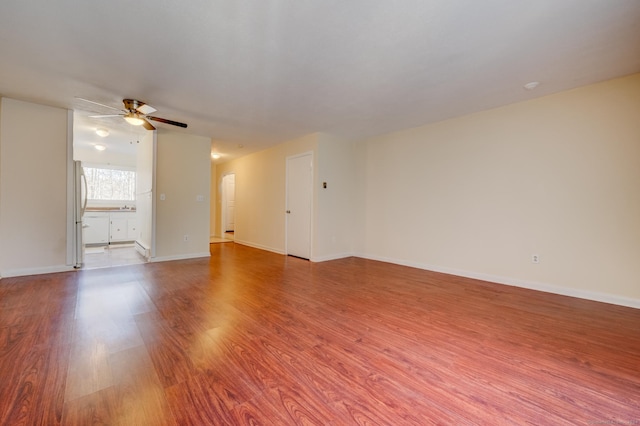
94;144;106;151
95;128;109;137
211;153;221;160
124;112;145;126
524;81;540;90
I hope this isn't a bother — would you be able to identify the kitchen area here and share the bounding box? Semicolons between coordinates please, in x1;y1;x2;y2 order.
74;109;147;269
83;206;143;269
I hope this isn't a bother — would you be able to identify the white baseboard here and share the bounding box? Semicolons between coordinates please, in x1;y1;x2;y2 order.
311;252;352;262
233;239;285;255
354;253;640;310
150;252;211;263
0;264;75;278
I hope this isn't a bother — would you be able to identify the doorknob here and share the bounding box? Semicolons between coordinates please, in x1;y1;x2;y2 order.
286;210;291;214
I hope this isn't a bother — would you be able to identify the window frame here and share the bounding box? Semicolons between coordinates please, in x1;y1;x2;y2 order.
83;164;137;202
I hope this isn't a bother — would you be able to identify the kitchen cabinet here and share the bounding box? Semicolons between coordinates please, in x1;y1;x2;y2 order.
110;217;128;241
127;219;138;241
110;212;137;243
84;213;110;245
84;211;137;245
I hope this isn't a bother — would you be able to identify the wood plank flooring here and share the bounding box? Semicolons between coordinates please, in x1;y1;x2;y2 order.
1;242;639;425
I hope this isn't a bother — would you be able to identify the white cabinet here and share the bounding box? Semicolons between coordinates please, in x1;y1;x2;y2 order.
127;219;138;240
84;211;137;244
84;213;110;245
110;212;137;243
110;217;128;241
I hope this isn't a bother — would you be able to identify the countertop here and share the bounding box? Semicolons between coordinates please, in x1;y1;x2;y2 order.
85;208;136;212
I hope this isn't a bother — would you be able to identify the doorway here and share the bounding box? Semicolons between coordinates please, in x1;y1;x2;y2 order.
221;173;236;240
71;109;151;269
286;152;312;259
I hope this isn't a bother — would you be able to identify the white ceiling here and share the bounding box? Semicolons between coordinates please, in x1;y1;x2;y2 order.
1;1;639;162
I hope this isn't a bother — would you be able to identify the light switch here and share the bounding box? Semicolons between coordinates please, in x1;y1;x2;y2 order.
160;193;166;201
196;195;204;202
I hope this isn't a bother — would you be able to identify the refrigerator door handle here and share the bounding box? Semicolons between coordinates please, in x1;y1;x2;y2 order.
81;170;88;216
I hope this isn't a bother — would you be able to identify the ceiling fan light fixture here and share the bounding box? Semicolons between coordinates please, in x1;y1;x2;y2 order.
124;112;145;126
95;128;109;137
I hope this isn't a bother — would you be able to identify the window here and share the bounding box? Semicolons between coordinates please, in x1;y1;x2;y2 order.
85;167;136;201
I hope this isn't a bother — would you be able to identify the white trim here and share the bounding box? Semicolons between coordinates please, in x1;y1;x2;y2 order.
1;265;75;278
354;253;640;310
311;253;352;262
234;239;285;255
151;131;157;259
150;252;211;263
66;110;75;266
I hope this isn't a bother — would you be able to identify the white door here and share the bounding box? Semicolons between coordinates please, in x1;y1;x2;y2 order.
223;174;236;232
286;153;312;259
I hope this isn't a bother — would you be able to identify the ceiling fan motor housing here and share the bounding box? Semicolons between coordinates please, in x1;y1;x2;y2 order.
123;99;145;112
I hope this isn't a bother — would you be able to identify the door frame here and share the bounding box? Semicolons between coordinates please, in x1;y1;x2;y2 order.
220;172;236;238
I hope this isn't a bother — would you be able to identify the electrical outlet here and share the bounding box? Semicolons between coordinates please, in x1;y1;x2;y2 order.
183;235;189;242
532;254;540;264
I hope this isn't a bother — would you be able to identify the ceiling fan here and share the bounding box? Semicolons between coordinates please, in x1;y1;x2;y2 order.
77;97;188;130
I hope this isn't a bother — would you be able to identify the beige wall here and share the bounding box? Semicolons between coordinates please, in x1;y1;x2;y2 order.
314;133;357;260
356;73;640;305
154;130;211;261
0;98;72;276
213;132;359;261
215;134;318;253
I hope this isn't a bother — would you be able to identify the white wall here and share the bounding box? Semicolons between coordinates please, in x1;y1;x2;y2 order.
73;145;136;168
356;73;640;306
154;130;211;261
0;98;72;276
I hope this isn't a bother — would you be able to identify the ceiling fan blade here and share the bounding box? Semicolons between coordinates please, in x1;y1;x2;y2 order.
123;99;157;115
89;114;123;118
75;97;123;112
136;104;157;115
142;119;156;131
147;116;188;128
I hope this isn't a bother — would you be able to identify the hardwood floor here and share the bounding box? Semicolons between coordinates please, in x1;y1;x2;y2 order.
1;243;639;425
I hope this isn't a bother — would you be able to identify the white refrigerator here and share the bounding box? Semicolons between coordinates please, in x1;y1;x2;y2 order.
74;161;87;268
